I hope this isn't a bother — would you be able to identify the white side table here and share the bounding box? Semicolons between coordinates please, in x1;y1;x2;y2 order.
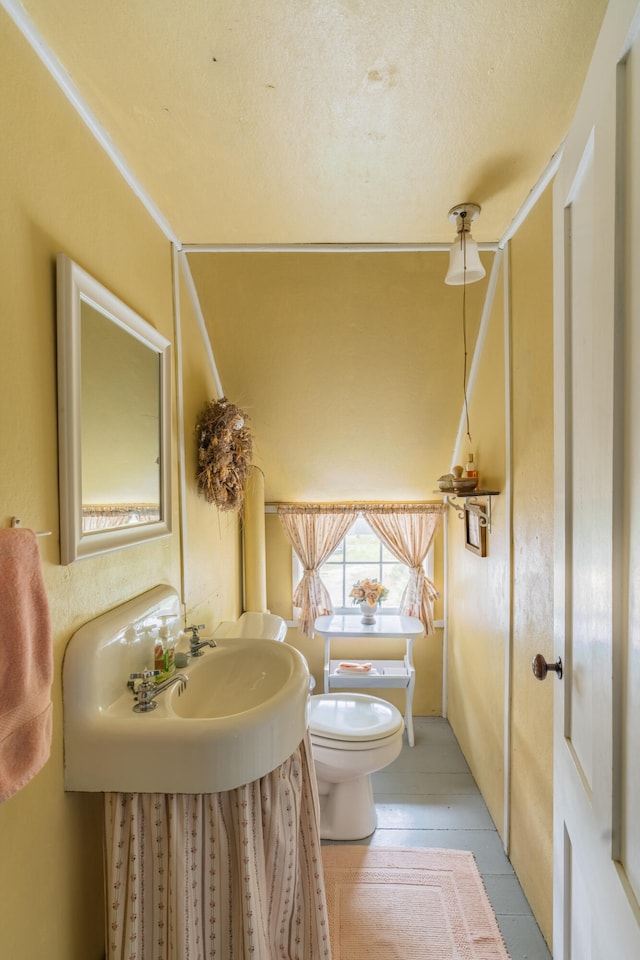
313;614;425;747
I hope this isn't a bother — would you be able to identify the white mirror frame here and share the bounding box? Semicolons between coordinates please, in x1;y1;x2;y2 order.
56;254;172;563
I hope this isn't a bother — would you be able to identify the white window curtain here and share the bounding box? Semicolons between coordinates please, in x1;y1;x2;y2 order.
364;504;446;634
277;505;359;637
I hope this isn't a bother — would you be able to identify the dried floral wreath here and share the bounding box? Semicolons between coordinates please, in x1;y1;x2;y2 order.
195;397;252;511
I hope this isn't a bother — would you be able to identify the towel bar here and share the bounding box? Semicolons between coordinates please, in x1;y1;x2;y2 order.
10;517;52;538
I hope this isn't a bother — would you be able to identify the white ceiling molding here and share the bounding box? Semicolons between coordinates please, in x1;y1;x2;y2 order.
183;242;499;253
177;251;224;399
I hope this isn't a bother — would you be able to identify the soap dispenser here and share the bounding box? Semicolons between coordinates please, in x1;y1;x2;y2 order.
154;616;177;683
138;625;157;673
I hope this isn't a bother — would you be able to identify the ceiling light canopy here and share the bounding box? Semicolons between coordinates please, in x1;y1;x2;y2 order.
445;203;486;285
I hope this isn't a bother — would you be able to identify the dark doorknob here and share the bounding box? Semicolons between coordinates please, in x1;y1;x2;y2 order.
532;654;563;681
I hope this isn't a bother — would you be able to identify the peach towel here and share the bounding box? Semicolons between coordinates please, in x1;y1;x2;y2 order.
0;528;53;804
338;661;373;672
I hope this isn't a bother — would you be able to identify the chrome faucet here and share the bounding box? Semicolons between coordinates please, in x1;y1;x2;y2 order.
185;623;216;657
128;668;188;713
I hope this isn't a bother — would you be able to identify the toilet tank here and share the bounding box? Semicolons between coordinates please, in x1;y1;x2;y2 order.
212;611;288;642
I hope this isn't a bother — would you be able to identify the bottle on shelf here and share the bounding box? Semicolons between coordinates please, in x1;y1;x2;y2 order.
465;453;479;485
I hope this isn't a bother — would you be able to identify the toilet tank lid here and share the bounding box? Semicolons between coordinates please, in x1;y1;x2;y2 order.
212;612;287;641
308;692;403;742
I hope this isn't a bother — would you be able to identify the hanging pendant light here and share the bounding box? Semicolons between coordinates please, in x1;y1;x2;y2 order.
444;203;486;285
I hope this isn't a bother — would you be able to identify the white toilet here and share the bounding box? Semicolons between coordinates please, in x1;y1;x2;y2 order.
307;692;405;841
212;615;404;840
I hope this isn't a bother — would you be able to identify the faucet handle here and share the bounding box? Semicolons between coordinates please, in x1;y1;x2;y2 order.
127;668;160;691
130;669;160;681
185;624;206;640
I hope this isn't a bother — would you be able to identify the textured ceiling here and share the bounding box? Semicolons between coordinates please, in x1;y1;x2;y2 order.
12;0;608;244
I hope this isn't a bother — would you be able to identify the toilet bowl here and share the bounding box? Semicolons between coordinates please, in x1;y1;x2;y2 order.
307;692;405;841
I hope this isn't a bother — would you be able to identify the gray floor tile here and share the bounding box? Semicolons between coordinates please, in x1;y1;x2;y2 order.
388;742;472;774
372;769;478;794
364;827;514;875
375;792;497;830
497;915;552;960
484;874;534;915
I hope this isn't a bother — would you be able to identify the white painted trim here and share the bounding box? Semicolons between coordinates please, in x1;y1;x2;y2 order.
451;247;504;466
452;144;564;465
177;251;224;398
497;146;564;249
183;242;499;253
502;242;514;856
0;0;180;247
442;516;449;719
285;617;445;630
172;245;188;610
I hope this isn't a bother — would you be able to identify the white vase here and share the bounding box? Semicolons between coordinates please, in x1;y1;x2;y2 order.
360;602;378;625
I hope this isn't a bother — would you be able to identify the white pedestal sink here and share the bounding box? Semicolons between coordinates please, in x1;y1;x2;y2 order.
62;585;310;793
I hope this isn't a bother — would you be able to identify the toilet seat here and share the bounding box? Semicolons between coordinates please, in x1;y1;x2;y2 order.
308;692;404;743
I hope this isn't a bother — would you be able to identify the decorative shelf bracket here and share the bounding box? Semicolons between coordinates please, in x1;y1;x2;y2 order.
443;492;499;532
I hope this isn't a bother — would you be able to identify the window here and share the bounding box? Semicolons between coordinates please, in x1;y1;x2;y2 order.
311;515;432;614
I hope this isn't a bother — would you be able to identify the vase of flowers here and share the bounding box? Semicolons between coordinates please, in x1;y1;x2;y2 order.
350;579;389;624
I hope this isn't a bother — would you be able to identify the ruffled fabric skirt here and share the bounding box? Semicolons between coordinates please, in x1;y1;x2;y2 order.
104;732;330;959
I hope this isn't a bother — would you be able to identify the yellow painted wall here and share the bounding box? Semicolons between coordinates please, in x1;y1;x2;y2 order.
0;14;241;959
446;259;509;835
508;189;554;940
177;261;243;627
446;188;555;946
188;250;490;503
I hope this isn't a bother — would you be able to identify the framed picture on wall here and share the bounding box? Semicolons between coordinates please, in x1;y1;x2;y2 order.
464;505;487;557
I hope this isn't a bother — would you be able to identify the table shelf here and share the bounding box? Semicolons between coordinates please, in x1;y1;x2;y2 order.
314;614;425;747
328;659;412;688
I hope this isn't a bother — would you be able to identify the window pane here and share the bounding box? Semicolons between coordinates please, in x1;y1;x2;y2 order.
345;532;380;562
382;562;411;605
316;515;427;612
321;565;344;607
345;563;381;602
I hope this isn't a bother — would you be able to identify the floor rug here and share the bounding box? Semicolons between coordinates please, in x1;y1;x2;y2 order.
322;846;511;959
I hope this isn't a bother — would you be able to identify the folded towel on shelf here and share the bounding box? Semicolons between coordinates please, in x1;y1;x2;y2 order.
337;661;373;673
0;528;53;804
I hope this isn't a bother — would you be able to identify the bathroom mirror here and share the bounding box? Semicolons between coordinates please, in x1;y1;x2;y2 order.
57;254;172;563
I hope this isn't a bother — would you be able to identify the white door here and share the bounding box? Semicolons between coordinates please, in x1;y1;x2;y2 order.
552;1;640;957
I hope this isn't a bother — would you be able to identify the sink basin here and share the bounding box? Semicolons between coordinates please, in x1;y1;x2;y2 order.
170;641;293;719
62;586;310;793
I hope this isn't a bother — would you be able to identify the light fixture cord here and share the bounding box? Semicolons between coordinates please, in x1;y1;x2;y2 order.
460;216;472;447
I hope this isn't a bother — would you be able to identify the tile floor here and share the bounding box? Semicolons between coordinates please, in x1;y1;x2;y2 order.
323;716;552;960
